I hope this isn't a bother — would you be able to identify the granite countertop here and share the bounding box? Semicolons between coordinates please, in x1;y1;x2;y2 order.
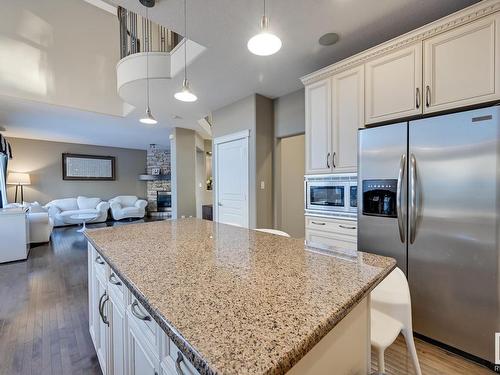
85;218;395;375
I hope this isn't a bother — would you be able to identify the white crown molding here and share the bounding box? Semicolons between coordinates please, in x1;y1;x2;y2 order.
301;0;500;86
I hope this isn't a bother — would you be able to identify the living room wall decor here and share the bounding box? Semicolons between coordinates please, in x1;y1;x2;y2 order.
62;153;116;180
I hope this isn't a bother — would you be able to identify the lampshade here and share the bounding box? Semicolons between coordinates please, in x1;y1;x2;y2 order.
7;172;31;185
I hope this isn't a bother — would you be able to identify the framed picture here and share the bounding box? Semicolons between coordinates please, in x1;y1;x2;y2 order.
151;167;161;175
62;153;116;181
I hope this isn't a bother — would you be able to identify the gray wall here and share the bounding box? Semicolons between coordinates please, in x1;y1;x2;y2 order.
212;94;273;228
6;137;146;204
273;89;306;237
255;95;274;229
276;135;305;237
274;89;305;138
171;128;197;219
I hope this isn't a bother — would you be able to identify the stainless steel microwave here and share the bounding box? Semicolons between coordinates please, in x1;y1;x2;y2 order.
304;173;357;219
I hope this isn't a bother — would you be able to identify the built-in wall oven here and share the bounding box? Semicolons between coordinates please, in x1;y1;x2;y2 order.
304;173;357;220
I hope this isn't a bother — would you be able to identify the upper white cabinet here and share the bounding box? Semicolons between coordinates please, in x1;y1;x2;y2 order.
305;68;364;174
423;13;500;113
305;78;332;174
365;43;423;124
331;65;364;172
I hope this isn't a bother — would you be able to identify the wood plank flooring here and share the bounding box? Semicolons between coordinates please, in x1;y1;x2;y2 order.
371;335;495;374
0;222;495;374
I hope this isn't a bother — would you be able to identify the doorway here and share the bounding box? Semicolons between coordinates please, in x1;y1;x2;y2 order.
213;130;249;227
275;134;305;237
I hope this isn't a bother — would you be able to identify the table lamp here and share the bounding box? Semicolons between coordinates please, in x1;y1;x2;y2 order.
7;172;31;203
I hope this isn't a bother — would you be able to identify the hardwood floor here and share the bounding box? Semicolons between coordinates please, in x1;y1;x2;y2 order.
371;335;495;374
0;222;495;375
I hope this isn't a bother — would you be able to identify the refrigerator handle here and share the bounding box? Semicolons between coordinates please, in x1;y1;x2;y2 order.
409;153;418;244
396;154;406;243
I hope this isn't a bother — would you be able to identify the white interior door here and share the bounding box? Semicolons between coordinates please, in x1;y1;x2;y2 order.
214;131;249;227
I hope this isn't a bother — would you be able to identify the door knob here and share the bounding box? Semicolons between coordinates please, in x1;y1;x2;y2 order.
218;202;223;206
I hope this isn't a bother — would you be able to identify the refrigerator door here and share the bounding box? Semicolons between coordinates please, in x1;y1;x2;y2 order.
358;122;408;273
408;106;500;362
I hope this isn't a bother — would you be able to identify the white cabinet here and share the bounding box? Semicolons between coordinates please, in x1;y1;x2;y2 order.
95;274;109;375
305;78;332;174
305;68;364;174
305;216;357;251
365;43;423;124
423;13;500;113
331;65;364;172
109;288;126;375
127;318;160;375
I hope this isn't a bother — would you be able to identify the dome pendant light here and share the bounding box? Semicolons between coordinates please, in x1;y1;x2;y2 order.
247;0;282;56
140;7;158;125
175;0;197;102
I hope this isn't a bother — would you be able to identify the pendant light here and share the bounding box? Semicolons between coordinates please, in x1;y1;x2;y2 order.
247;0;282;56
175;0;197;102
140;7;158;124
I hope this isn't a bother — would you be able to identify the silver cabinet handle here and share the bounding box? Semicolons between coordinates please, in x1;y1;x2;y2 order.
339;224;356;230
396;154;406;243
311;221;326;226
95;255;105;265
98;292;109;326
109;273;122;286
416;87;420;109
326;152;331;169
425;85;431;107
98;292;106;322
332;152;336;168
409;154;418;244
175;352;186;375
131;300;151;321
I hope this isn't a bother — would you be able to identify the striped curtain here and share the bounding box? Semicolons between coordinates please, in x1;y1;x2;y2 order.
0;134;12;207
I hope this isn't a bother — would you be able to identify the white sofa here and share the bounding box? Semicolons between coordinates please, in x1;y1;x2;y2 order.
109;196;147;220
45;196;110;227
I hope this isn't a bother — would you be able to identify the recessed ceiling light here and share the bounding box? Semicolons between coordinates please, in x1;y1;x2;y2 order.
319;32;340;46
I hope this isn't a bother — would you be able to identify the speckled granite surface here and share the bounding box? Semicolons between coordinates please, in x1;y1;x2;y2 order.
85;218;395;375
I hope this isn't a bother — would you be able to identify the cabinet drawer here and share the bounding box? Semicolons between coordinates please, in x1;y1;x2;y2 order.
128;297;160;350
160;334;200;375
91;246;108;281
306;229;357;251
305;216;357;237
107;270;125;304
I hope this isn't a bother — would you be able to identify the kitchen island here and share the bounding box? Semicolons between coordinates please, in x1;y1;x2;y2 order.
85;218;395;375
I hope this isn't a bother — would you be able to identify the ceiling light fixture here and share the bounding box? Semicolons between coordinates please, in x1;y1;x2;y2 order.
140;7;158;125
175;0;197;102
247;0;282;56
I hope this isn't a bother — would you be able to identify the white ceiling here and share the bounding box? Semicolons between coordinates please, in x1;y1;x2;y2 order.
0;95;172;149
113;0;480;123
0;0;480;150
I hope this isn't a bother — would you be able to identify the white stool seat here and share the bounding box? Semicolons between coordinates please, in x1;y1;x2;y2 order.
255;228;291;237
370;267;422;375
371;310;402;349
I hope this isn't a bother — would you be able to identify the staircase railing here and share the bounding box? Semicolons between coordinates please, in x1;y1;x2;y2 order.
118;6;180;59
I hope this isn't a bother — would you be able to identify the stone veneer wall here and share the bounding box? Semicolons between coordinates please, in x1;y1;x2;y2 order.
146;144;171;212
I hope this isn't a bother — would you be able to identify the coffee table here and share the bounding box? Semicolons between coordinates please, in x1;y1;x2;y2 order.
70;213;99;232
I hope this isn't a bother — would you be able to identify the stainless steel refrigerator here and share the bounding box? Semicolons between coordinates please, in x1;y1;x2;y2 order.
358;106;500;364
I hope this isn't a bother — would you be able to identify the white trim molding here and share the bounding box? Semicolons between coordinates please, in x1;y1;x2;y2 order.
213;129;250;145
301;0;500;86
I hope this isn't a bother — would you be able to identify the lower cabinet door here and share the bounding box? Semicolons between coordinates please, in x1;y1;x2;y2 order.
109;293;126;375
127;320;159;375
95;276;109;375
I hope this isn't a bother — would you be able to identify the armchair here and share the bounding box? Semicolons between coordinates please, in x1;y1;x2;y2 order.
109;196;148;220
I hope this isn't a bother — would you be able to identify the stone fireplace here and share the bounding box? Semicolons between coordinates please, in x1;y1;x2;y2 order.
146;144;171;213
